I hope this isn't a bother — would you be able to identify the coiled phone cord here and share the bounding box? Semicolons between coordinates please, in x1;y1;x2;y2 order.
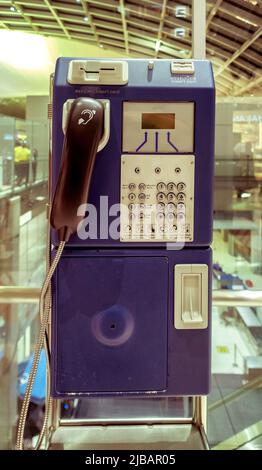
16;241;65;450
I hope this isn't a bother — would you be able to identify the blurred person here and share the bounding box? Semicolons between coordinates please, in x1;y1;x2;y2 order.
14;140;31;185
32;148;38;182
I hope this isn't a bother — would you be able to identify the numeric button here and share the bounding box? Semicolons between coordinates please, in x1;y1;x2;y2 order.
157;202;165;212
128;193;136;201
167;192;176;202
157;192;166;202
138;193;146;201
167;182;176;192
177;182;186;192
157;182;166;191
167;202;176;212
177;192;186;202
177;202;185;213
166;213;175;223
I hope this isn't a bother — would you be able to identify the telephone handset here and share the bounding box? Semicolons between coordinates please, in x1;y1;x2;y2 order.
50;97;104;241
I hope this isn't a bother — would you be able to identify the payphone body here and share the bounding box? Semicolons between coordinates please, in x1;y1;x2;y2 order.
50;58;215;398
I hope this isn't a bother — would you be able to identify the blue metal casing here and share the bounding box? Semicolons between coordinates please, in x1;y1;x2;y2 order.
51;58;215;397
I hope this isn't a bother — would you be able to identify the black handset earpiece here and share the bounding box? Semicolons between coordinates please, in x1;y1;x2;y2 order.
50;97;104;241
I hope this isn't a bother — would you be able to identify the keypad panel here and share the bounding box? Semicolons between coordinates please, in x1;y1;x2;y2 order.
120;154;195;242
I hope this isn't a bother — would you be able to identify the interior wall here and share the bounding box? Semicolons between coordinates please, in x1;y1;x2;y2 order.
0;30;128;98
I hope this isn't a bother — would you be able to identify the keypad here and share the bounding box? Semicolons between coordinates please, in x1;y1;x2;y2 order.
125;180;187;239
120;154;194;243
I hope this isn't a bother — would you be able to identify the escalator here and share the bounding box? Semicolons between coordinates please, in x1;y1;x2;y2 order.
208;374;262;449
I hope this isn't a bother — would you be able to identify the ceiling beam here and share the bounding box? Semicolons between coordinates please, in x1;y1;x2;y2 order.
11;1;39;32
80;0;99;44
0;20;9;29
216;2;260;27
206;0;223;31
119;0;129;54
43;0;71;39
154;0;167;58
233;73;262;96
215;26;262;78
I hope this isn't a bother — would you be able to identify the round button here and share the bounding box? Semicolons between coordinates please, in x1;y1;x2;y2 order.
157;202;165;212
156;212;165;222
139;183;146;191
128;193;136;201
140;203;145;210
167;192;176;202
157;182;166;191
138;193;146;201
129;212;136;221
128;203;135;211
129;183;136;191
177;212;185;223
166;212;175;223
177;182;186;192
167;182;176;192
167;202;176;212
177;202;185;212
157;192;166;202
177;192;186;202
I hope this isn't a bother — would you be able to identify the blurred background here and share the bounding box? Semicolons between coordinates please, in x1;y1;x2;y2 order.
0;0;261;450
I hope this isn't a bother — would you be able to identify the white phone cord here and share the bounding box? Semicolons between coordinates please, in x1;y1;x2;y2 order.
16;241;65;450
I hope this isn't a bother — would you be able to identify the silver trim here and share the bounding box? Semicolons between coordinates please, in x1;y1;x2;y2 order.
48;422;208;450
60;417;193;426
1;288;262;307
213;420;262;450
212;289;262;307
67;60;128;85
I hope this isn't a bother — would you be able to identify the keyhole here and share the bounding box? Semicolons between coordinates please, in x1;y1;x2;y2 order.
110;323;116;329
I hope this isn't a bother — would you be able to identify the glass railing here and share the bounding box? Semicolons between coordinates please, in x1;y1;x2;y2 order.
209;97;262;449
0;115;48;196
0;112;49;449
0;97;262;449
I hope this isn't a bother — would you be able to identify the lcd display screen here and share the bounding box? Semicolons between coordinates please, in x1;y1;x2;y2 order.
142;113;175;129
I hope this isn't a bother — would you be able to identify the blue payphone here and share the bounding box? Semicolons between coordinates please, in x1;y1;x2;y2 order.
16;58;215;449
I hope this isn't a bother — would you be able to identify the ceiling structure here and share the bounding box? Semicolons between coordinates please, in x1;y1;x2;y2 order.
0;0;261;96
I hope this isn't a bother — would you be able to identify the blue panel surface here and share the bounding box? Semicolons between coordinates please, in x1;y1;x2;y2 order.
53;255;168;394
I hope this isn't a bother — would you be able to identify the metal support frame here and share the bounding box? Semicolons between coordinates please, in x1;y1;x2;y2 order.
154;0;167;58
2;287;262;307
206;0;223;31
192;0;206;60
215;26;262;78
234;74;262;97
119;0;129;54
80;0;100;45
43;0;71;39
